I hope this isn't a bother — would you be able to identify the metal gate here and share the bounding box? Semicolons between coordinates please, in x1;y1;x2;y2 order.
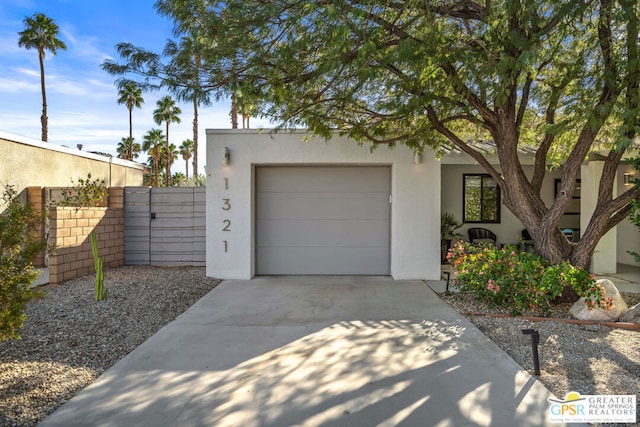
124;187;205;266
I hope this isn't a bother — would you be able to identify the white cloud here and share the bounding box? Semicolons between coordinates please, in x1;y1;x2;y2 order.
14;66;38;77
60;25;113;66
0;33;25;56
48;74;111;98
0;76;38;92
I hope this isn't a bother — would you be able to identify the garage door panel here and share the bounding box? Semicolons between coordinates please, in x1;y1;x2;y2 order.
256;192;390;220
257;219;389;247
256;166;390;275
257;166;390;193
256;247;390;275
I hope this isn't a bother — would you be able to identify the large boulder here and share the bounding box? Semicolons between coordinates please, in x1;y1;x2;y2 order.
569;279;628;321
620;303;640;324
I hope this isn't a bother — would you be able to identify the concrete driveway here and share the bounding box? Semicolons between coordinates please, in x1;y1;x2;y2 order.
40;276;572;427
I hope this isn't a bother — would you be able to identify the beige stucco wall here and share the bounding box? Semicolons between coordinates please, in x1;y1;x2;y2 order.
0;130;144;207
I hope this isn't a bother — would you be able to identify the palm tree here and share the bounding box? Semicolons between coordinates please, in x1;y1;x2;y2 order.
156;0;213;177
18;13;66;142
172;172;186;186
116;138;128;159
153;96;181;187
159;143;179;182
117;81;144;156
142;129;164;187
116;136;140;160
163;36;212;179
178;139;194;179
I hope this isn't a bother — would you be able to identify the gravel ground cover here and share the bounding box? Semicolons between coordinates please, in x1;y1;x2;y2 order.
0;266;219;427
1;267;638;426
441;291;640;427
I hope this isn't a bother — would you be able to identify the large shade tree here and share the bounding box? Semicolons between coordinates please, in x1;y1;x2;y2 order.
153;96;181;187
160;0;640;272
17;13;66;142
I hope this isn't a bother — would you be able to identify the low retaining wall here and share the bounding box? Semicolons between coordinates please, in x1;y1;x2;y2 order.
47;188;125;284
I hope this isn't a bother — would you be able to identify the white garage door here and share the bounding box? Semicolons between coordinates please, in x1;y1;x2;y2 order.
256;166;391;275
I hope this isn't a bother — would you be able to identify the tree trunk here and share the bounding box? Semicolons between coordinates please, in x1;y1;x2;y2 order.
193;55;200;178
128;106;133;159
39;48;47;142
193;99;198;178
165;123;171;187
153;154;159;188
230;94;238;129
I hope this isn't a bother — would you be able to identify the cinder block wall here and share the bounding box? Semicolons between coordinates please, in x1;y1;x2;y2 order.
27;187;46;267
47;187;125;284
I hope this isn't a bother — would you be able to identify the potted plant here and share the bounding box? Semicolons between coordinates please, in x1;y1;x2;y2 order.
441;212;463;263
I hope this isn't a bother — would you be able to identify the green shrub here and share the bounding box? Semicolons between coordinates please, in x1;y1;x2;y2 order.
448;241;612;315
58;173;108;208
0;185;46;341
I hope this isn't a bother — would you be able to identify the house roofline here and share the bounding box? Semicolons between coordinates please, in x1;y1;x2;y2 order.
0;129;145;171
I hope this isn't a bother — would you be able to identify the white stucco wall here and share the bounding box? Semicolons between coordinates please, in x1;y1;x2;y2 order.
206;130;441;280
441;154;638;271
616;165;639;266
440;159;564;245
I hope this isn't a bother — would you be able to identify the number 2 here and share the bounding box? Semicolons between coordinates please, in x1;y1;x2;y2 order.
222;220;231;231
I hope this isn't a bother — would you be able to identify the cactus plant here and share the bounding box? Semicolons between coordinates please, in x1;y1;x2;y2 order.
90;231;108;301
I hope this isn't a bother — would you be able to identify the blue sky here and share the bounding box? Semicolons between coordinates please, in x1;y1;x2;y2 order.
0;0;267;175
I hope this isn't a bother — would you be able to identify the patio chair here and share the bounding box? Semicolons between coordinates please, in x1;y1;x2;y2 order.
562;228;574;242
467;227;497;245
520;229;535;252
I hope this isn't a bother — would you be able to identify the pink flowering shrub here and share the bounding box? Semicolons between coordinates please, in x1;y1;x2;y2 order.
447;241;612;315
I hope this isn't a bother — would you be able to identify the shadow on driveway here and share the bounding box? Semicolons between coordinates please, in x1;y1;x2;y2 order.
39;276;576;427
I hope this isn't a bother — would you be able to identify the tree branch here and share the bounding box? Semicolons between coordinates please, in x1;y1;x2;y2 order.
426;105;503;184
547;0;619;227
515;73;532;131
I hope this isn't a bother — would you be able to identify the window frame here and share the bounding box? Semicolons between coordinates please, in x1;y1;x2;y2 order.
462;173;501;223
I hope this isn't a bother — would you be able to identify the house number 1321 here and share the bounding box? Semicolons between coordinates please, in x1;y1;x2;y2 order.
222;178;231;252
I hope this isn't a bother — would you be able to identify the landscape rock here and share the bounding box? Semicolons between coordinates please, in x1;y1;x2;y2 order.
569;279;628;321
620;303;640;324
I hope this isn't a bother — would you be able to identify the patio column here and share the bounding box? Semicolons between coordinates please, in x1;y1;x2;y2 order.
580;160;617;274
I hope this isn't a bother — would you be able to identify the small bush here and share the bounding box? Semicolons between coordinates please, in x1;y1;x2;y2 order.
58;173;108;208
0;185;46;340
448;241;612;315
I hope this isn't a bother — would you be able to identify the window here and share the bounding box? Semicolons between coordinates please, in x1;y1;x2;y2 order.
463;174;500;223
